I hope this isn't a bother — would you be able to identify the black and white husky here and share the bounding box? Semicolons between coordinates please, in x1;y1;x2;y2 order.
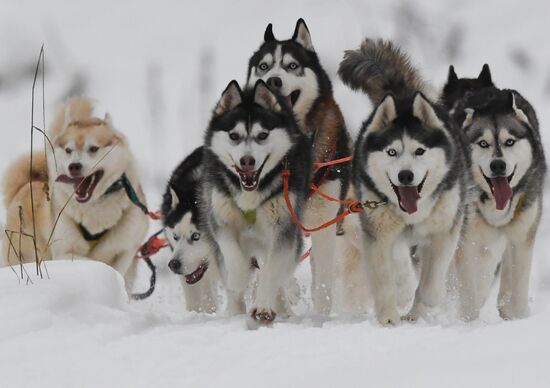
201;79;311;326
443;65;546;320
247;19;351;314
162;146;220;313
338;39;469;325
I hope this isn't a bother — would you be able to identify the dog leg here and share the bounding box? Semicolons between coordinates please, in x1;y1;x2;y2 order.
182;276;217;313
455;237;502;321
249;233;298;327
310;225;337;314
498;239;534;320
405;225;460;321
216;231;250;315
361;236;399;326
392;239;416;311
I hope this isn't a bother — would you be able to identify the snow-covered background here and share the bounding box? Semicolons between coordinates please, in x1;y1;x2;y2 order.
1;0;549;387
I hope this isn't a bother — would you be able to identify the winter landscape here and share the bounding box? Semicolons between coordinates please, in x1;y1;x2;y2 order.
1;0;549;387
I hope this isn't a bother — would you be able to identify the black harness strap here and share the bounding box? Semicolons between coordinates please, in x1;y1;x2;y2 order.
79;224;108;242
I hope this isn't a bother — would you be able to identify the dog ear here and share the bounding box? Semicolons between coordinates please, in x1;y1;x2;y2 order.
447;65;458;85
510;93;531;126
215;80;242;115
478;64;493;86
254;80;282;112
103;113;113;126
63;105;73;130
169;186;180;210
462;108;475;128
264;23;275;42
292;18;314;51
366;95;397;133
412;93;444;128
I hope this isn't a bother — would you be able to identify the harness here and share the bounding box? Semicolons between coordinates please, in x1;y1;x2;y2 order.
78;173;159;247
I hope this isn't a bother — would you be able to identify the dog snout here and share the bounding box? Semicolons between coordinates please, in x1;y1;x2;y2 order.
68;163;83;177
239;155;256;171
490;159;507;176
266;76;283;90
168;258;182;274
398;170;414;185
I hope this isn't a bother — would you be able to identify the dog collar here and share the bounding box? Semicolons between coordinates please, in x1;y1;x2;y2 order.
242;209;257;225
78;223;108;250
104;175;126;196
513;192;526;220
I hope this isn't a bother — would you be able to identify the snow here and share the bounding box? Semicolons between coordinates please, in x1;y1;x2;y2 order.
1;261;549;388
1;0;550;387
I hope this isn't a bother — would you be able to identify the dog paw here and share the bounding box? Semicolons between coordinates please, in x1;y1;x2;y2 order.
251;308;276;325
376;308;400;327
498;304;529;321
401;311;419;323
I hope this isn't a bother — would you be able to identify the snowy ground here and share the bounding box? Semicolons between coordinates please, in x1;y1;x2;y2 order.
1;0;550;387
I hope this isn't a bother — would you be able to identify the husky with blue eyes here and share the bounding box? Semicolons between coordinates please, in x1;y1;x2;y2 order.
201;79;311;327
339;39;469;325
247;19;352;315
443;69;546;321
162;146;220;313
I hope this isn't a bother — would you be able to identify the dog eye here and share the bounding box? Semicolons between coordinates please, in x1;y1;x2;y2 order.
257;132;269;141
191;232;201;241
172;233;180;242
504;139;516;147
287;62;298;70
65;148;72;155
478;140;490;148
88;145;99;153
386;148;397;157
229;132;240;142
415;148;425;156
258;63;269;71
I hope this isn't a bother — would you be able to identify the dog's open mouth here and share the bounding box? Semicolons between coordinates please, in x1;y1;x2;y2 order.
390;174;427;214
284;90;301;109
56;170;104;203
482;167;515;210
234;158;268;192
185;262;208;285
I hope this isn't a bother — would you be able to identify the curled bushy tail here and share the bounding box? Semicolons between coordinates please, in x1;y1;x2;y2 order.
338;39;426;105
2;152;47;207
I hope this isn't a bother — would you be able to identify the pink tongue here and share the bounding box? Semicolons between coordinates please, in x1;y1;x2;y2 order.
398;186;421;214
490;177;513;210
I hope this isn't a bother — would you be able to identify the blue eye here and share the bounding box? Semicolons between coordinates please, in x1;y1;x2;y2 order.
504;139;516;147
191;232;201;241
387;148;397;157
259;63;269;71
288;62;298;70
478;140;489;148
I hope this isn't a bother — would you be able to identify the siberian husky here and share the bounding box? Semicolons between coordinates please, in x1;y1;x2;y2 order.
338;39;468;324
443;65;546;320
247;19;351;314
2;97;148;287
202;79;311;326
163;146;220;313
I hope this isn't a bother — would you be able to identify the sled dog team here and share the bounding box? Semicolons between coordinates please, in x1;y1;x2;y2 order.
3;19;545;327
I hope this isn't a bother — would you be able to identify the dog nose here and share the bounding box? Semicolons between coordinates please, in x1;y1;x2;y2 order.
398;170;414;185
168;258;182;273
240;155;256;170
490;159;507;176
68;163;82;177
266;77;283;90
